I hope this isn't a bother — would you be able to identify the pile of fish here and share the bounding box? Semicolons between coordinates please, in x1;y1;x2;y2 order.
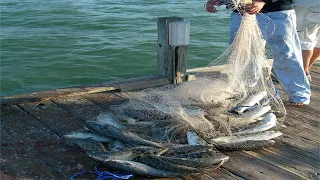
64;114;229;177
63;90;285;177
207;91;284;151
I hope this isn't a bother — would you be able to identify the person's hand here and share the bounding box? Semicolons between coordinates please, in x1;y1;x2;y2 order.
245;0;266;14
204;0;222;13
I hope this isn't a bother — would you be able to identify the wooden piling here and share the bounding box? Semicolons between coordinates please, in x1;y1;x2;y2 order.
175;46;187;83
157;17;188;84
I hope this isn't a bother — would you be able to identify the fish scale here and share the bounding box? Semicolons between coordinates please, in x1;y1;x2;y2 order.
84;120;163;148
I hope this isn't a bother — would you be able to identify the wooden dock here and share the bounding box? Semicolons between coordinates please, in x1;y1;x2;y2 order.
1;65;319;180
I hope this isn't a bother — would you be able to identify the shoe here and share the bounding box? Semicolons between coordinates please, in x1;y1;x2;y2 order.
306;73;312;82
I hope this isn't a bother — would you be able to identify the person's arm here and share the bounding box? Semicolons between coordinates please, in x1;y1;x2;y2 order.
245;0;266;14
204;0;223;13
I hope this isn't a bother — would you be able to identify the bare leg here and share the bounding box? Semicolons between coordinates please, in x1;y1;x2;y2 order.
308;47;320;70
302;49;313;73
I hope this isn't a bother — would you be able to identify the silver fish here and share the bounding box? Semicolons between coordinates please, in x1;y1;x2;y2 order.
84;120;163;148
158;152;229;168
96;112;125;129
129;146;167;156
187;131;208;146
234;91;267;114
88;150;135;161
162;145;215;158
181;106;206;117
64;132;111;143
123;107;169;120
215;140;275;151
135;155;202;174
108;140;126;152
230;105;271;127
112;111;138;125
234;113;277;135
113;111;166;126
67;138;107;153
211;130;282;144
95;159;185;177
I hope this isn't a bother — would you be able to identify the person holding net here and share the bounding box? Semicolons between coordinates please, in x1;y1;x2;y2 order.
294;1;320;82
205;0;311;106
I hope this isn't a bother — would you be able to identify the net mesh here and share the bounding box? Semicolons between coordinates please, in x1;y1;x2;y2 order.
64;6;286;177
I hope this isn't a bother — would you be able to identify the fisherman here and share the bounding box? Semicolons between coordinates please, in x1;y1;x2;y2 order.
205;0;311;106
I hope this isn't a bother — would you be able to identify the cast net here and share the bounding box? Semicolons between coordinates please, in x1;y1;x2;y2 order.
64;1;286;177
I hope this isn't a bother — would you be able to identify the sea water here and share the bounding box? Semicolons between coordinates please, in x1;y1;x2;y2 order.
0;0;230;96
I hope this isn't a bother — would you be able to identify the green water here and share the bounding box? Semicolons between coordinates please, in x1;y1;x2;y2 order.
0;0;231;96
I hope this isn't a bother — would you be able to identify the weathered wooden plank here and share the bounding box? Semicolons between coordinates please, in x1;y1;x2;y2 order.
309;80;320;94
310;72;320;82
18;100;84;136
84;76;170;93
0;76;169;106
84;75;170;93
281;114;320;143
0;96;42;106
264;91;320;144
309;65;320;74
278;134;319;160
266;82;320;163
276;105;320;159
186;168;244;180
81;92;126;110
284;110;320;131
286;105;320;122
0;88;86;105
118;76;170;92
51;96;104;121
0;126;62;179
81;86;120;94
277;79;320;144
243;144;319;179
221;151;303;180
275;142;319;171
1;105;97;179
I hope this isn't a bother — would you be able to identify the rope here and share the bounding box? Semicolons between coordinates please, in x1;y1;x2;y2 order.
71;164;134;180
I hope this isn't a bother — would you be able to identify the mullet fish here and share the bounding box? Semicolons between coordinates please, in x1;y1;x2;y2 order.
94;159;185;177
230;105;271;127
211;130;282;144
234;112;277;135
158;152;229;168
64;132;111;143
88;150;136;161
96;112;125;129
233;91;267;114
187;131;208;146
136;155;202;174
84;120;163;148
215;140;275;151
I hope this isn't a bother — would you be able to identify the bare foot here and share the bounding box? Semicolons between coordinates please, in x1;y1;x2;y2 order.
287;102;305;106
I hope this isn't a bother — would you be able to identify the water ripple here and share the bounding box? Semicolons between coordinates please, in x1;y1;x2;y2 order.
1;0;230;96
